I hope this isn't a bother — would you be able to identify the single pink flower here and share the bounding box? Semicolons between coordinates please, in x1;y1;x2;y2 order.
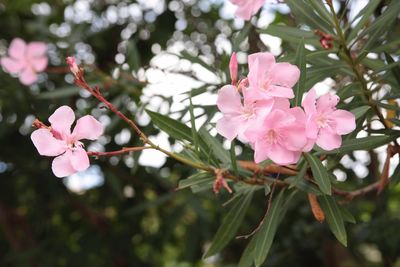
302;89;356;150
245;108;308;165
229;52;238;84
229;0;265;21
0;38;48;85
216;84;274;142
31;106;103;177
246;52;300;102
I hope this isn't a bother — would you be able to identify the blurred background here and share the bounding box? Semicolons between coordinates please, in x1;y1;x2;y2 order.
0;0;399;266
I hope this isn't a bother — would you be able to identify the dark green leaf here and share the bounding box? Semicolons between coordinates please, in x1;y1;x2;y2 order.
319;195;347;246
304;153;332;195
203;190;254;258
293;39;307;107
178;172;214;190
351;106;370;119
146;109;192;141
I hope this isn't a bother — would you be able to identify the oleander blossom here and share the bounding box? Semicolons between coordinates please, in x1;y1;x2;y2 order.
31;106;103;177
229;0;265;21
302;88;356;150
0;38;48;85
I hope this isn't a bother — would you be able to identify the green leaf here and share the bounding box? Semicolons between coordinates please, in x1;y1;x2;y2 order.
337;83;363;100
258;25;319;46
203;190;254;258
288;162;308;189
285;0;333;34
384;52;400;91
351;106;370;119
233;22;252;51
253;190;285;266
178;172;214;190
347;0;381;42
179;51;217;74
390;162;400;185
198;127;231;165
238;235;257;267
285;177;322;196
338;205;356;224
315;135;394;155
304;153;332;195
188;95;199;153
319;195;347;246
293;39;307;107
230;140;238;176
308;0;335;26
146;109;192;141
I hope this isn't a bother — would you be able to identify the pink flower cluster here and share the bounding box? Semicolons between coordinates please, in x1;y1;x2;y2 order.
0;38;48;85
216;52;356;165
31;106;103;177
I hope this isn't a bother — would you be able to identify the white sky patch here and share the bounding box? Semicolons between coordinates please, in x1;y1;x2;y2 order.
63;165;104;194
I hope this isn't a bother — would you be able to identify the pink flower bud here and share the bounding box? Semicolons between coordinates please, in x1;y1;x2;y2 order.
66;56;80;76
229;52;238;84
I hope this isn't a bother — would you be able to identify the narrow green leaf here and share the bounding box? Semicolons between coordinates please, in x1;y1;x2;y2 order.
304;153;332;195
315;135;394;155
188;95;199;153
350;106;370;119
178;172;214;190
233;22;252;51
179;51;216;74
338;205;356;224
238;235;257;267
288;162;308;189
308;0;335;26
384;53;400;91
204;190;254;258
347;0;381;42
293;39;307;107
230;140;238;176
258;25;319;46
146;109;192;141
319;195;347;246
253;191;285;266
198;127;230;165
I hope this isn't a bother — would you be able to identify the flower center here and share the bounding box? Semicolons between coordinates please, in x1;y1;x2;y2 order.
66;139;83;151
261;79;272;91
241;105;255;119
316;115;331;128
265;129;279;144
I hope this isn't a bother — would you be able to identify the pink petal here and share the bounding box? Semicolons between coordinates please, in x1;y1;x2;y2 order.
48;105;75;136
216;85;243;114
253;139;270;163
52;151;76;178
72;115;104;141
70;147;90;172
283;127;307;151
266;143;298;165
264;109;295;130
30;57;48;72
31;129;66;156
216;115;241;141
19;67;38;85
316;128;342;151
233;0;264;20
316;93;339;113
8;38;26;60
302;88;317;115
0;57;25;74
268;85;295;99
305;114;319;139
331;110;356;135
248;52;275;77
27;42;47;57
269;62;300;88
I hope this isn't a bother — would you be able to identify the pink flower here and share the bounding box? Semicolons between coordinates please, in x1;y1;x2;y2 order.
302;89;356;150
229;52;238;84
0;38;48;85
245;107;308;165
229;0;265;21
246;52;300;102
216;85;274;142
31;106;103;177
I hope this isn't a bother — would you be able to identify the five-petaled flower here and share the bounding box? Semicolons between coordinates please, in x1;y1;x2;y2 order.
0;38;48;85
302;88;356;150
31;106;103;177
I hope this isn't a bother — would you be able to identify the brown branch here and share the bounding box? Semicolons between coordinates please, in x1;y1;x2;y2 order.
87;146;151;157
238;160;298;176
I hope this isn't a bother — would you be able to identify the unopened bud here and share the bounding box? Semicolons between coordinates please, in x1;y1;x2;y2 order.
66;56;80;76
229;52;238;85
